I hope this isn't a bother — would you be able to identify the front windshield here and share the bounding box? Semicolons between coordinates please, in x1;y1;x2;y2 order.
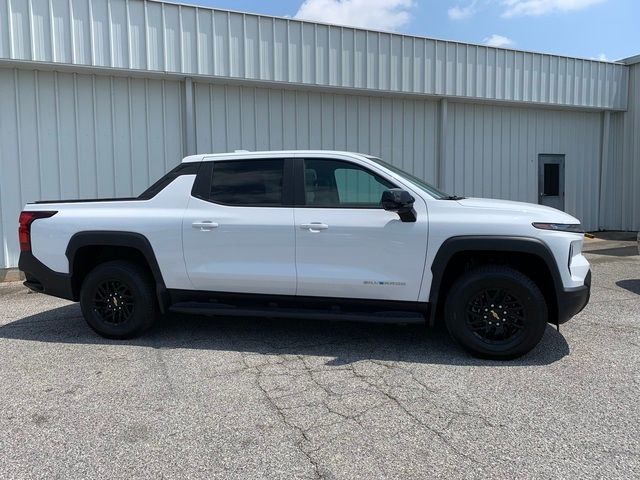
365;156;450;199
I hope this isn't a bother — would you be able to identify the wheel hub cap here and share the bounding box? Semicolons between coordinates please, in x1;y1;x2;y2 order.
93;280;134;325
466;288;526;342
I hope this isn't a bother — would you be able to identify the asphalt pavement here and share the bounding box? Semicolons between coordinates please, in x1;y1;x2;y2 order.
0;240;638;479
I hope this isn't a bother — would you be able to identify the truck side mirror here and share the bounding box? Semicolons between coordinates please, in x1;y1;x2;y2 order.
381;189;416;222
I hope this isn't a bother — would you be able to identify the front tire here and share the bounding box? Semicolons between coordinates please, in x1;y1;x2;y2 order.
80;261;159;339
444;265;547;360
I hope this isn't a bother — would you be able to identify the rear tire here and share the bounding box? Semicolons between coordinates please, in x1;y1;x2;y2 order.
80;261;158;339
444;265;547;360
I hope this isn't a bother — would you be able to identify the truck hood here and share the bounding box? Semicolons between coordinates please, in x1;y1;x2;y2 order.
455;197;580;223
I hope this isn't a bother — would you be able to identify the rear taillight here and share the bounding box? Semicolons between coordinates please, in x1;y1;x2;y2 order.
18;211;57;252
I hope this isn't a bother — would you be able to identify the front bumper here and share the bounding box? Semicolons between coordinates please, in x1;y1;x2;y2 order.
557;270;591;324
18;251;75;301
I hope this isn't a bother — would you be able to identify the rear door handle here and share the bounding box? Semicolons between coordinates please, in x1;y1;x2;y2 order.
192;221;219;231
300;222;329;231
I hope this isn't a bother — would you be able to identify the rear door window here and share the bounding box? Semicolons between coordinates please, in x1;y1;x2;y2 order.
194;159;289;206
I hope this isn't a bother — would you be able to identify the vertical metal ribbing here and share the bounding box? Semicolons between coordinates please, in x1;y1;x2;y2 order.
238;85;243;147
208;83;214;151
257;14;262;79
125;0;132;69
68;0;76;63
13;70;24;207
34;70;43;196
161;80;167;170
27;0;35;60
178;5;183;73
143;78;150;184
223;85;229;150
267;88;272;150
271;17;276;81
53;71;62;197
161;2;167;71
6;0;14;58
72;72;81;196
285;19;290;82
598;110;611;230
88;0;95;66
211;9;216;75
438;98;448;190
91;75;99;194
109;76;116;195
143;0;149;70
127;77;134;194
48;0;55;61
107;0;114;67
184;77;195;155
242;13;247;78
195;7;200;74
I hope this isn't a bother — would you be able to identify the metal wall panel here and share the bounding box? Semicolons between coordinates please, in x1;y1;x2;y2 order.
601;62;640;231
0;67;185;268
0;0;628;110
193;82;440;183
444;102;603;230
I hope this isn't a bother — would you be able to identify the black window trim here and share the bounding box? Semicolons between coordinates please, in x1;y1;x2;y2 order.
191;158;296;208
293;157;400;209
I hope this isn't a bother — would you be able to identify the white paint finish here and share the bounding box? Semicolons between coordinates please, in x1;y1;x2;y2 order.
444;102;603;231
293;154;429;302
421;196;587;301
182;197;297;295
29;175;194;288
0;0;628;110
22;151;588;304
0;66;184;268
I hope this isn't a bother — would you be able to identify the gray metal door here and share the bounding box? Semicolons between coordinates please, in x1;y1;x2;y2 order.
538;155;565;210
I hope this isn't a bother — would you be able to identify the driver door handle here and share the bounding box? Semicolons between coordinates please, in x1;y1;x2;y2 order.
192;221;219;231
300;222;329;231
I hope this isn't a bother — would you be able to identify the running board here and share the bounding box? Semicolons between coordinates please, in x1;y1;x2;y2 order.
169;302;425;324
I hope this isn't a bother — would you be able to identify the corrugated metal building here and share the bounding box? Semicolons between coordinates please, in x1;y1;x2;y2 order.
0;0;638;270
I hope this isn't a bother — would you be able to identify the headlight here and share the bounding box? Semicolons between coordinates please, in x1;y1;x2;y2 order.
532;223;584;233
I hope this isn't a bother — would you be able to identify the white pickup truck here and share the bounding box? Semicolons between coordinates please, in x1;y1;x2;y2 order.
19;151;590;359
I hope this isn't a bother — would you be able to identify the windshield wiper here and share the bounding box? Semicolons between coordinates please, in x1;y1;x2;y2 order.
443;195;465;200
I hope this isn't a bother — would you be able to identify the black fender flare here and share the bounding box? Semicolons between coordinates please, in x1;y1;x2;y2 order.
427;236;563;325
66;231;168;312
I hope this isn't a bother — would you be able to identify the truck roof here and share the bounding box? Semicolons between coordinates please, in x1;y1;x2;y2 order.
181;150;369;163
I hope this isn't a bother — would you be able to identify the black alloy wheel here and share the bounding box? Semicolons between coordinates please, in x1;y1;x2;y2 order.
80;261;158;339
444;265;548;359
93;279;135;326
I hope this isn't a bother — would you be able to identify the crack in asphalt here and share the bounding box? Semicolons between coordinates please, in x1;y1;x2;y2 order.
235;343;494;478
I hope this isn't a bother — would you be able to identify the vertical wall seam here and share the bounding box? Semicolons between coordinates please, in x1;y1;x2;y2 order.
88;0;95;66
27;0;34;60
72;72;81;196
144;78;150;185
53;71;62;197
13;70;24;205
109;76;116;195
161;80;167;170
7;0;14;58
127;77;134;193
68;0;76;63
34;70;43;197
91;75;99;194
